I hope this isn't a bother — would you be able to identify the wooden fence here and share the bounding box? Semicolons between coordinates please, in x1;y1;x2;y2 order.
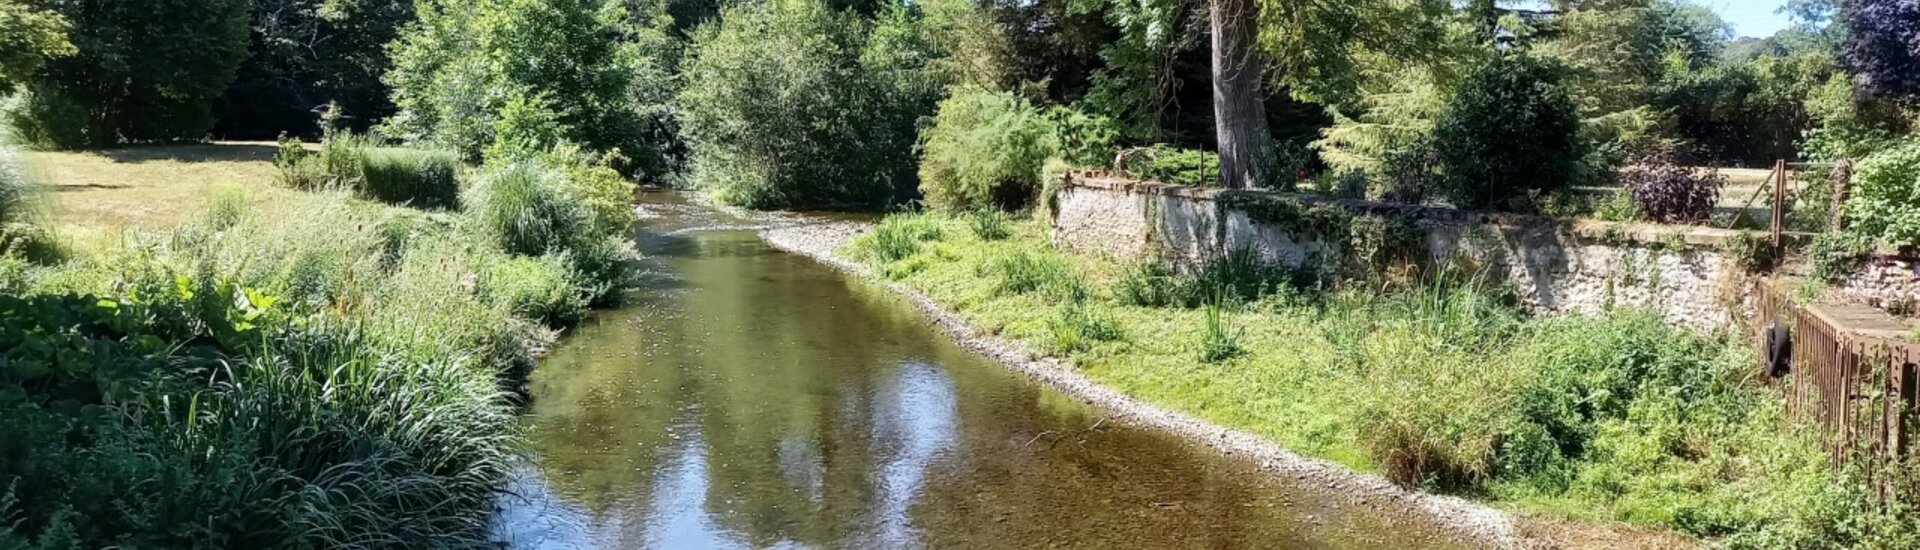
1754;279;1920;464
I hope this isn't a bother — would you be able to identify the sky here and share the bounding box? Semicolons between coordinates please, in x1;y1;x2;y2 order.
1703;0;1794;38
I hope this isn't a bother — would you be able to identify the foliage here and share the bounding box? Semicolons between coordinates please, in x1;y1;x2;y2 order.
0;83;86;150
1433;54;1582;210
980;248;1083;300
918;88;1056;210
1807;231;1872;282
275;133;462;209
676;0;934;209
215;0;417;139
7;0;250;147
1044;105;1120;168
1841;0;1920;100
1045;299;1123;354
359;147;461;208
1194;295;1243;363
1842;140;1920;249
1118;145;1221;186
965;209;1012;241
1622;149;1725;224
854;213;945;264
0;0;74;90
385;0;679;178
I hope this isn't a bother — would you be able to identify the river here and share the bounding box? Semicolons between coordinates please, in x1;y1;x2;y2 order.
490;193;1469;549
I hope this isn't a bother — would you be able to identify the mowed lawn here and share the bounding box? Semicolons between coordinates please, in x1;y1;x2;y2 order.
25;142;300;239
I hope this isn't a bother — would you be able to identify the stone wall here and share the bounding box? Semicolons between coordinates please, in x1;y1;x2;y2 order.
1050;176;1767;330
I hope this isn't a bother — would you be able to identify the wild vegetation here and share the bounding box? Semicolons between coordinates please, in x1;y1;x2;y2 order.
4;0;1920;546
847;211;1914;547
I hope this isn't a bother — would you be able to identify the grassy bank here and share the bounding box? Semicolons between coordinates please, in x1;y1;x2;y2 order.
0;140;634;546
847;211;1909;548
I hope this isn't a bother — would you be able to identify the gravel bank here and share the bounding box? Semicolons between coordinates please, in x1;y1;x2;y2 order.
758;218;1531;550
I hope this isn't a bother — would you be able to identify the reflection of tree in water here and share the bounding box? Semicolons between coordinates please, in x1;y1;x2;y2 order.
520;224;1464;549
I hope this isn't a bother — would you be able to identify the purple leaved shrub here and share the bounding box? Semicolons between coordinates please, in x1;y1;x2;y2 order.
1623;150;1725;224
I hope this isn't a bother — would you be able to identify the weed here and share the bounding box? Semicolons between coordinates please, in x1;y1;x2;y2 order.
857;213;945;264
966;209;1012;241
1195;291;1244;363
1045;301;1123;354
982;248;1083;300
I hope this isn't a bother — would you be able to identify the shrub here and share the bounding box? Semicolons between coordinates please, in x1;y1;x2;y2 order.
358;147;461;209
1808;231;1873;282
1843;140;1920;248
918;88;1056;210
11;0;249;147
1119;145;1221;186
463;159;635;298
0;84;87;150
482;253;592;328
1045;105;1119;168
203;184;250;231
465;161;584;257
385;0;679;176
1622;149;1725;224
677;0;932;208
0;285;513;547
1115;261;1185;308
1433;54;1581;210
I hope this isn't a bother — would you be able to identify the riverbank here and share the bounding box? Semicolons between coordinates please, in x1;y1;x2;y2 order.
756;212;1839;550
760;219;1540;548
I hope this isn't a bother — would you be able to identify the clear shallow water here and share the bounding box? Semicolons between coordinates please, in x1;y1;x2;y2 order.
491;193;1468;549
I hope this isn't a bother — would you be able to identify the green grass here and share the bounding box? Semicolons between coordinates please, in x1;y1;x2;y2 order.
845;211;1887;546
2;142;637;546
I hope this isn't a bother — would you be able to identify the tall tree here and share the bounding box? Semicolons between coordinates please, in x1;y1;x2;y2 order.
1841;0;1920;100
1210;0;1272;189
215;0;417;139
7;0;250;147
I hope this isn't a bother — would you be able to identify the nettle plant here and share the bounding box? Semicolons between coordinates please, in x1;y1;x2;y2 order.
1623;149;1724;224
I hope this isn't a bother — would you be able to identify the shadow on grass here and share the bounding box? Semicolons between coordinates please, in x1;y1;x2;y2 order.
86;142;279;164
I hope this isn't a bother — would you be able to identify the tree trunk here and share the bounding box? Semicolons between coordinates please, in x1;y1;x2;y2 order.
1210;0;1275;189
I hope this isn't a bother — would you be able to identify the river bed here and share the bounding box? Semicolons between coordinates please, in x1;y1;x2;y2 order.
490;193;1471;549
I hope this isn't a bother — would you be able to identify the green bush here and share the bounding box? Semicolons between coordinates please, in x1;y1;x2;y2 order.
7;0;249;147
463;158;635;298
1433;54;1582;210
483;253;592;327
1842;140;1920;249
1119;145;1221;186
677;0;933;209
385;0;680;177
0;84;87;150
918;88;1056;210
466;161;585;257
359;147;462;209
964;209;1012;241
276;134;463;209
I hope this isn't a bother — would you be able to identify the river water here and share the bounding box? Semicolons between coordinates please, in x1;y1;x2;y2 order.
490;193;1468;549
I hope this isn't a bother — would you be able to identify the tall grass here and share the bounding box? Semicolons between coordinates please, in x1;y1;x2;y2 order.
277;133;463;209
360;147;461;209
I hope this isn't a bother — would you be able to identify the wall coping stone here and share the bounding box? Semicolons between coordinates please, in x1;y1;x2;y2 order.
1067;174;1802;250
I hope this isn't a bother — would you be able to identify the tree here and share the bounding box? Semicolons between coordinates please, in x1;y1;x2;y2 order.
676;0;939;208
383;0;678;178
1841;0;1920;100
5;0;250;147
0;0;73;90
214;0;417;139
1209;0;1273;189
1432;53;1580;210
